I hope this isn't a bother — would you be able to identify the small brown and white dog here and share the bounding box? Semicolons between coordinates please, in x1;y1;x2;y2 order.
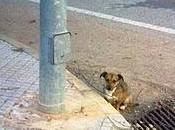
100;71;132;111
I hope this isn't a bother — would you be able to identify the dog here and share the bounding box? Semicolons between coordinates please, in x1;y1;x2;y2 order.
100;71;132;111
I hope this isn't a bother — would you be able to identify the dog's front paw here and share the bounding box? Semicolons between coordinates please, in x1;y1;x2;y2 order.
120;105;127;110
112;96;118;101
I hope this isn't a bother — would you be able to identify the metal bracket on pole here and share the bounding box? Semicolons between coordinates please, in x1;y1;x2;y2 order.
49;31;71;65
53;31;72;38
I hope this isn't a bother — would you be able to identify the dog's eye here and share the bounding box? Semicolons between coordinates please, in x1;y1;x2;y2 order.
113;80;117;83
106;79;109;82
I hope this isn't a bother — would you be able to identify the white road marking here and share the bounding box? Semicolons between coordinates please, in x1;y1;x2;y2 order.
68;7;175;35
30;0;39;3
30;0;175;35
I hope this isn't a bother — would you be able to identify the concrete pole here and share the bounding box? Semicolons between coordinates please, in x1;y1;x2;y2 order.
39;0;70;113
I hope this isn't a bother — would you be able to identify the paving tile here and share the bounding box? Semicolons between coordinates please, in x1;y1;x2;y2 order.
29;84;39;92
0;41;38;111
0;43;6;50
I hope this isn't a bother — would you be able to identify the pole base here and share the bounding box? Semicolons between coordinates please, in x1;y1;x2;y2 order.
38;101;65;114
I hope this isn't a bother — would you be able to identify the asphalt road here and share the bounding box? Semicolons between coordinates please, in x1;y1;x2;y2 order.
30;0;175;29
67;0;175;29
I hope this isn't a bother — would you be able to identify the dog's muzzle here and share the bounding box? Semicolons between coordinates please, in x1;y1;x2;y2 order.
105;85;112;91
106;87;111;91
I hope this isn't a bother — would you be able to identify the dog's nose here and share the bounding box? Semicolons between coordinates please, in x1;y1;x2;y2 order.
107;87;111;90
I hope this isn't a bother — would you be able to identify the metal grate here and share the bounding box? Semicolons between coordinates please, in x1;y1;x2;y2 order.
132;100;175;130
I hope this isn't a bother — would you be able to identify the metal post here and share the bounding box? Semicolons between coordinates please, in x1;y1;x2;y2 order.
39;0;70;113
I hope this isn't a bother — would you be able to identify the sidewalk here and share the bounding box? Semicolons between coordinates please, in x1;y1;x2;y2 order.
0;39;131;130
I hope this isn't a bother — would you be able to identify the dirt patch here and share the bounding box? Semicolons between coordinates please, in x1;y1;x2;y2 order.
67;11;175;122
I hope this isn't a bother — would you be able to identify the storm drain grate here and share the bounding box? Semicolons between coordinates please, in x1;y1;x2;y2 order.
132;101;175;130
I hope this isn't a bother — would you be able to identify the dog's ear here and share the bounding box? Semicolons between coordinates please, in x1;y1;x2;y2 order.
117;74;124;81
100;71;108;78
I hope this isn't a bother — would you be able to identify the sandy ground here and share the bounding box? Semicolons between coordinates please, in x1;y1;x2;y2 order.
0;1;174;122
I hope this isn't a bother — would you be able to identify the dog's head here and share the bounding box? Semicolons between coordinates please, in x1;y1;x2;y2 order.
100;71;124;91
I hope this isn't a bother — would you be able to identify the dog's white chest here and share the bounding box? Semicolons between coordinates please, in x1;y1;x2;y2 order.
103;87;117;101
